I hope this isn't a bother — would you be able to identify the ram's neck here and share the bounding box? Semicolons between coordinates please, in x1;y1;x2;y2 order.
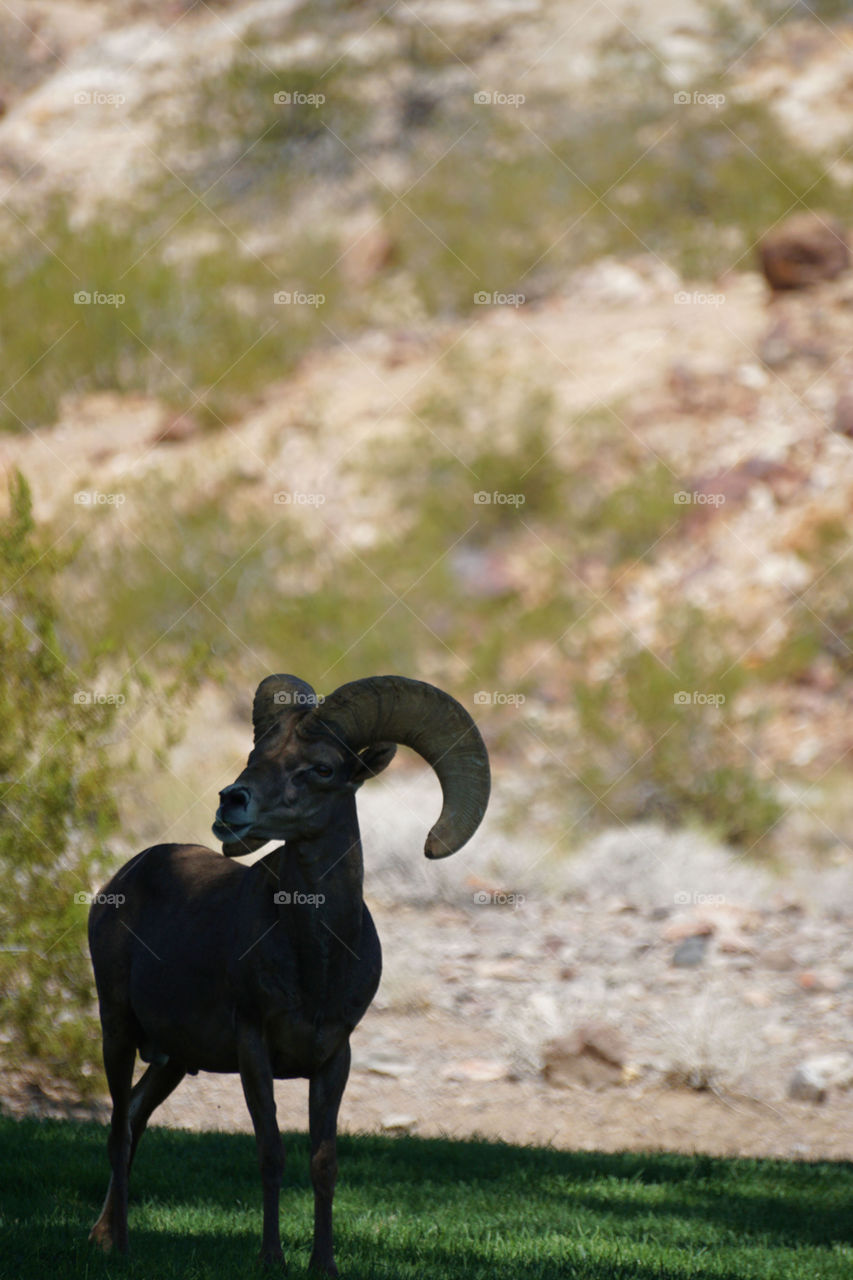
275;801;365;999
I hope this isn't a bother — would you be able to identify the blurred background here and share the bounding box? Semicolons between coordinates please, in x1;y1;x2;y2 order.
1;0;852;1152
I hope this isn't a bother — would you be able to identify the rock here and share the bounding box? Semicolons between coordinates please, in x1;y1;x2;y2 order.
717;932;757;955
662;915;715;942
832;388;853;437
381;1114;418;1133
788;1054;853;1103
797;968;845;993
441;1058;512;1083
604;896;635;914
359;1055;414;1078
759;316;794;367
762;1024;795;1046
339;226;396;287
150;412;202;445
672;934;709;967
474;959;528;982
542;1022;627;1090
758;212;849;291
762;944;796;972
570;258;652;305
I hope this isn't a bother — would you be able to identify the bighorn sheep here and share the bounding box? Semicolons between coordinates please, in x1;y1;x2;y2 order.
88;674;489;1276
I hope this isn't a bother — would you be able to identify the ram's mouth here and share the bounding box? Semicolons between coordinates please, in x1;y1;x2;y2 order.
212;817;252;840
213;821;268;858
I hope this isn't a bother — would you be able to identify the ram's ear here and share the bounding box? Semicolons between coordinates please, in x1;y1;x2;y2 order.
349;742;397;790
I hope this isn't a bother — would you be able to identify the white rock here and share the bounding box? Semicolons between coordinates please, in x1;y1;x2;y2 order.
381;1114;418;1132
788;1054;853;1102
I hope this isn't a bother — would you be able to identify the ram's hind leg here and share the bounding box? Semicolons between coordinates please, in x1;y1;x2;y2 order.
308;1042;351;1278
90;1055;185;1251
89;1030;136;1252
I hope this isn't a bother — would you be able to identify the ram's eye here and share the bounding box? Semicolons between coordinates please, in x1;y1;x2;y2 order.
314;764;334;779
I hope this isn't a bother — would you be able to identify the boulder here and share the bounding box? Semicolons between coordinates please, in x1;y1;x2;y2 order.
542;1022;627;1090
788;1054;853;1103
759;212;849;291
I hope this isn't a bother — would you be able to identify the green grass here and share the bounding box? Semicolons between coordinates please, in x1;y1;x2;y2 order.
0;1117;850;1279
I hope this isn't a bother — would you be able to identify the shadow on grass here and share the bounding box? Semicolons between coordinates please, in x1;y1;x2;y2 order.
0;1117;850;1279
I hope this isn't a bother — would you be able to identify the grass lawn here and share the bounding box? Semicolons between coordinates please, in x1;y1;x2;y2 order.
0;1116;850;1279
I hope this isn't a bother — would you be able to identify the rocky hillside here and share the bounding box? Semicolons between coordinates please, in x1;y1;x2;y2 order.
1;0;852;1147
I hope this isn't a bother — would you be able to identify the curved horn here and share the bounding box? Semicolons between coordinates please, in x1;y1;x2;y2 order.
306;676;490;859
252;673;318;748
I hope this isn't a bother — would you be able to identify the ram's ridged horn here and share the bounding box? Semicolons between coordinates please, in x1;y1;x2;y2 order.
252;673;319;749
305;675;490;858
218;675;320;857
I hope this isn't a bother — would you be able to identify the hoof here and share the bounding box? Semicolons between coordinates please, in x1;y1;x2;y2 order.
257;1246;285;1268
88;1221;113;1252
307;1256;338;1277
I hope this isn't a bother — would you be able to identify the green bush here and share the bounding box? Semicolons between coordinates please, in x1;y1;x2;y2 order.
568;612;784;850
0;474;123;1092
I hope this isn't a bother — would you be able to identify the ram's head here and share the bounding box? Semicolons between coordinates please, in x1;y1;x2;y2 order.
213;675;490;858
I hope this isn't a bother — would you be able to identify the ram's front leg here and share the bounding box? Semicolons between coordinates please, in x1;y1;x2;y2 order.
308;1041;351;1277
238;1025;285;1266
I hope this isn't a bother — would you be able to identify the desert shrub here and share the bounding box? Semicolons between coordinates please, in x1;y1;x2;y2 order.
566;611;784;850
0;474;122;1092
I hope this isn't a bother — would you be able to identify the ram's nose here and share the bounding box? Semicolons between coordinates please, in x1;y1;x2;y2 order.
218;784;251;812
